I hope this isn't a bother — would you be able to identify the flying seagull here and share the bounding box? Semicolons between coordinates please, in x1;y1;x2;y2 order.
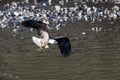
32;36;71;57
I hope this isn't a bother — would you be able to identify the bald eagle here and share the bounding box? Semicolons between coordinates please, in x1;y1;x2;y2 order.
32;36;71;57
21;19;71;57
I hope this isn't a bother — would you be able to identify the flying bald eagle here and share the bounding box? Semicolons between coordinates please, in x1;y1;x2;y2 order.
21;19;71;57
21;19;48;36
32;36;71;57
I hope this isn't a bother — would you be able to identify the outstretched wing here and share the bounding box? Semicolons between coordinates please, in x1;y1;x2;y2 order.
54;36;71;57
32;36;42;47
22;20;42;28
21;19;47;36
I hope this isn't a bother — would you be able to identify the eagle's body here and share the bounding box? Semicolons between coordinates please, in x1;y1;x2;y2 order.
39;30;49;50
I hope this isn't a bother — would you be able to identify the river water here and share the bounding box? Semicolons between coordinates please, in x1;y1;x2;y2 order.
0;0;120;80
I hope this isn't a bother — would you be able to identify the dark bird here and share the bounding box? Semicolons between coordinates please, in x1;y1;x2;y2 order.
49;36;71;57
21;19;48;36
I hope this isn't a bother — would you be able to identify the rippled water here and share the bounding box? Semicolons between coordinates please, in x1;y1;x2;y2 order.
0;20;120;80
0;0;120;80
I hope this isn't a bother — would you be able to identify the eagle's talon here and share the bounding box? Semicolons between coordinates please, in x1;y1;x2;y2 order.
36;48;42;51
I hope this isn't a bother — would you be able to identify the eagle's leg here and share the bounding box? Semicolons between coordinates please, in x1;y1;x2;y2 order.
45;45;49;48
36;44;43;51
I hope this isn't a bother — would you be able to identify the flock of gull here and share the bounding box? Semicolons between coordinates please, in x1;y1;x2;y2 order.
0;0;120;32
